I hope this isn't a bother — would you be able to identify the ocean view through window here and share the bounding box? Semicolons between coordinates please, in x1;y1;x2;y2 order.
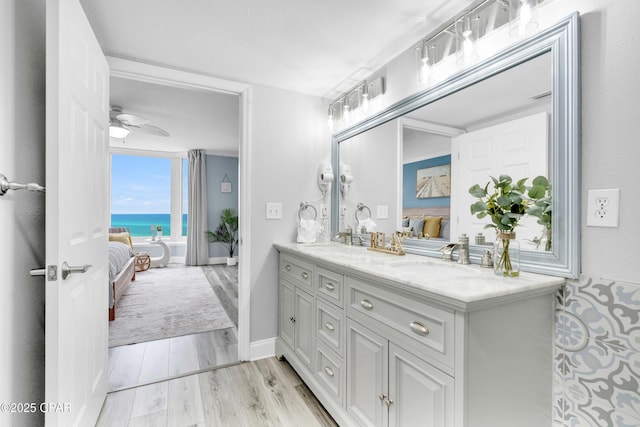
111;153;187;238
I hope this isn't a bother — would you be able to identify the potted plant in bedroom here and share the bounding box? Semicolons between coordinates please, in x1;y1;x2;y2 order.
205;208;239;266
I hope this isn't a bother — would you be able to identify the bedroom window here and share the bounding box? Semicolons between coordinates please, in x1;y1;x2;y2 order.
110;153;187;241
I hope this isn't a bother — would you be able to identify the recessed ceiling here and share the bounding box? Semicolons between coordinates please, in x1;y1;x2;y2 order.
80;0;474;98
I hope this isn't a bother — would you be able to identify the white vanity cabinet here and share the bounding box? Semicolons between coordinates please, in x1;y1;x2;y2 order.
347;319;454;427
278;254;315;371
275;244;563;427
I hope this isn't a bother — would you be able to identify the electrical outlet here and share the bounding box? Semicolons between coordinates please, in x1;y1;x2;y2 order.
586;189;619;227
265;202;282;219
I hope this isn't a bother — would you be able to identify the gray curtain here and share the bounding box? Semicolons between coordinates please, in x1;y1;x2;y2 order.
185;149;209;265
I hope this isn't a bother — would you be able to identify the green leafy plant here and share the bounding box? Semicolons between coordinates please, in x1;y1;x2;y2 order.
205;208;239;258
469;175;528;277
526;175;552;251
469;175;528;233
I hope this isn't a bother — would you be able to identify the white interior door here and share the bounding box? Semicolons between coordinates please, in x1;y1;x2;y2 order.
45;0;110;425
450;112;548;246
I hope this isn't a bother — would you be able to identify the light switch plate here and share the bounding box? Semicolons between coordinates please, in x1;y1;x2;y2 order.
266;202;282;219
377;205;389;219
586;189;619;227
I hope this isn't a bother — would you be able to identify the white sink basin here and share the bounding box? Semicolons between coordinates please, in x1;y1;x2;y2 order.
388;260;481;279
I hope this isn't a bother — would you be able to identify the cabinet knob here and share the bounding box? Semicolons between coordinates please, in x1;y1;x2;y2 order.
360;299;374;310
324;282;335;291
410;321;429;336
325;322;335;332
324;367;335;377
378;393;386;401
290;316;296;323
384;398;394;408
285;264;292;271
301;272;309;279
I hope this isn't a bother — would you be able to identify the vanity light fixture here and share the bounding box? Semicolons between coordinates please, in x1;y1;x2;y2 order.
327;77;385;130
413;0;544;85
109;122;130;139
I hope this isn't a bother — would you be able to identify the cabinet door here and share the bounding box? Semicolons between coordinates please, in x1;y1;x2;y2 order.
347;319;388;427
279;280;295;350
388;344;454;427
294;288;314;368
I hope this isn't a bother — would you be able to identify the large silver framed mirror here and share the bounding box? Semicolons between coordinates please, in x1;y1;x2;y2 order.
331;13;579;278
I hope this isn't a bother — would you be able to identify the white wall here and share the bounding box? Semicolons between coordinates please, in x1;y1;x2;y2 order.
0;1;46;426
249;84;329;342
340;120;399;234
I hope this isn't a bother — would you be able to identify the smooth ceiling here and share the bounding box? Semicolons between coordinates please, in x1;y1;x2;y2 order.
109;77;239;153
80;0;474;98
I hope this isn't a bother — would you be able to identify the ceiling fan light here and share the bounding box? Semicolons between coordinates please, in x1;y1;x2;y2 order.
109;123;130;139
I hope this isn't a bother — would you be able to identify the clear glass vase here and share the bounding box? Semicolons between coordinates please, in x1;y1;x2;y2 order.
493;232;520;277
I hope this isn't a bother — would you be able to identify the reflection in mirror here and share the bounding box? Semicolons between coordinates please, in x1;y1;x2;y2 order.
339;52;551;249
332;14;580;278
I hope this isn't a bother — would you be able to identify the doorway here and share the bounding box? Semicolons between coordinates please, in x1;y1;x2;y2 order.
106;57;251;389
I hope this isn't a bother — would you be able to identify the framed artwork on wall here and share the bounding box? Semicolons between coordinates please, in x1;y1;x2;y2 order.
416;164;451;198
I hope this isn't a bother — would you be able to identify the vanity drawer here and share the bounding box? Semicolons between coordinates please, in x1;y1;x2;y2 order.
316;298;343;355
316;266;344;306
315;341;344;405
280;255;313;291
346;277;454;367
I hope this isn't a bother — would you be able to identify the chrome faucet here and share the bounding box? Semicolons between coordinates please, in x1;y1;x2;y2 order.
333;228;353;245
438;243;459;261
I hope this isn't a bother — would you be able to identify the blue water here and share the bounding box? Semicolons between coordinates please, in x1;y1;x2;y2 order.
111;214;188;237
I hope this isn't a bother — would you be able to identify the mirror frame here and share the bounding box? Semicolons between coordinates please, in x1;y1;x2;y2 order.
331;13;580;278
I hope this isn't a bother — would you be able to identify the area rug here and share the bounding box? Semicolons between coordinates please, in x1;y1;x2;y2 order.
109;264;234;347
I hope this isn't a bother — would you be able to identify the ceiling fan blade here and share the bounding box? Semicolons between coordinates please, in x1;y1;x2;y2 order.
135;124;170;137
116;112;150;127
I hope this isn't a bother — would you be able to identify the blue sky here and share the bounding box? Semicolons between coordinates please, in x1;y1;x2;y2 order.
111;154;188;214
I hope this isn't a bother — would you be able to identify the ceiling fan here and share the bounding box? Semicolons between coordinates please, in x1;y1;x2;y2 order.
109;106;170;139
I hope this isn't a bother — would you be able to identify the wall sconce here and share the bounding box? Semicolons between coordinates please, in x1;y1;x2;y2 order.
327;77;385;130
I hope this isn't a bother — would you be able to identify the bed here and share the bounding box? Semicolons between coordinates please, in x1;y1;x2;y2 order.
108;241;136;321
402;206;451;240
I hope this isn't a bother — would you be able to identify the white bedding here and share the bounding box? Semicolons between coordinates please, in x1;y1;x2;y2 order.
108;241;133;307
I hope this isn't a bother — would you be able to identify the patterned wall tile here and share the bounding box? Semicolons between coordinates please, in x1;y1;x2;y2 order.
564;277;640;352
555;276;640;425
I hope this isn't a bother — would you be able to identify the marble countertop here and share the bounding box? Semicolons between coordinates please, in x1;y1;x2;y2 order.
274;242;565;311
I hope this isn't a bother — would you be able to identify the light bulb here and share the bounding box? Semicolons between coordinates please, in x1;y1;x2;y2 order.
519;1;531;36
463;33;474;63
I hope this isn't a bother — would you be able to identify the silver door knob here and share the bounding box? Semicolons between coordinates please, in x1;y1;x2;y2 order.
61;262;92;280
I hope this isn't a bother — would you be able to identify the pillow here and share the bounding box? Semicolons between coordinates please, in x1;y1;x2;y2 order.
408;217;425;238
109;232;133;249
402;217;410;227
423;216;443;238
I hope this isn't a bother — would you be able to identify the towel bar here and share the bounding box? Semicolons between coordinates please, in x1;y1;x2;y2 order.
298;202;318;220
0;173;45;196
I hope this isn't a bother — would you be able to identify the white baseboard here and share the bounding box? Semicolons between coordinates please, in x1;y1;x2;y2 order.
208;256;239;265
249;337;276;361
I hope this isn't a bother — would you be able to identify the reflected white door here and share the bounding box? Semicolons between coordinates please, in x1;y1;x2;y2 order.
45;0;110;425
451;112;548;245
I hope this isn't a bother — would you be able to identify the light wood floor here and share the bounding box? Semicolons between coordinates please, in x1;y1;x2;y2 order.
108;328;239;391
108;265;240;391
97;357;338;427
